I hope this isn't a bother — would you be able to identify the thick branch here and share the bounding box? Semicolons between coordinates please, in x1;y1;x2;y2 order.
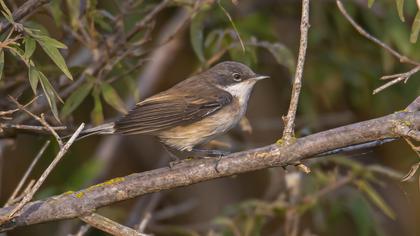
0;103;419;231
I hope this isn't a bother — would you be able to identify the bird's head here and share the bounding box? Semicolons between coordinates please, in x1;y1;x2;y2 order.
206;61;269;98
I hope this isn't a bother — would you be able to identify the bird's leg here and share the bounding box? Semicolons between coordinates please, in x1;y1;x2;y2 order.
189;148;230;157
162;145;184;168
190;148;230;173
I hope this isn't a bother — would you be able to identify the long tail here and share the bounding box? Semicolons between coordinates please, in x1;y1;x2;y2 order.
73;122;115;140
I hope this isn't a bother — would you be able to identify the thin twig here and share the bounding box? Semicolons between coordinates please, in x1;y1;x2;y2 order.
135;193;162;233
0;95;38;117
11;179;36;204
373;66;420;94
4;123;84;221
9;96;64;147
302;174;354;203
80;213;148;236
282;0;310;142
336;0;420;66
0;0;50;34
4;140;50;207
0;123;67;136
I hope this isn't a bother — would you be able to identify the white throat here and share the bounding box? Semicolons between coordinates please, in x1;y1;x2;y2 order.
223;80;257;105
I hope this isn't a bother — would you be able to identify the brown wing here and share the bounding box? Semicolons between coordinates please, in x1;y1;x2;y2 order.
114;83;232;135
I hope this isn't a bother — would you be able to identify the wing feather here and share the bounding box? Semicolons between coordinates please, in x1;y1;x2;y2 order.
114;83;232;135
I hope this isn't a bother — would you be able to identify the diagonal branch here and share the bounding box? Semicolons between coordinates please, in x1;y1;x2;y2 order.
336;0;420;66
0;97;418;232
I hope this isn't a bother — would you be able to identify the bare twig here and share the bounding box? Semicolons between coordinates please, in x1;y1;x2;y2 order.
0;96;38;117
80;213;148;236
4;140;50;207
2;123;84;222
373;66;420;94
153;199;198;221
282;0;310;142
0;0;50;34
336;0;420;66
400;137;420;182
9;96;64;147
135;193;162;233
303;174;354;203
0;123;67;137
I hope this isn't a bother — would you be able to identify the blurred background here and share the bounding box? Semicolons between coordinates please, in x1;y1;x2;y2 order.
0;0;419;235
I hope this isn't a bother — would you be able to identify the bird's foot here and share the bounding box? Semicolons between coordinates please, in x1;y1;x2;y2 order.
169;157;194;168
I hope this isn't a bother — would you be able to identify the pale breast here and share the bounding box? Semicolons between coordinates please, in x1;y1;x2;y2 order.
157;98;243;151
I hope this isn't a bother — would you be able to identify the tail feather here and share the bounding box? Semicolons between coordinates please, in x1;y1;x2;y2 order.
74;122;115;140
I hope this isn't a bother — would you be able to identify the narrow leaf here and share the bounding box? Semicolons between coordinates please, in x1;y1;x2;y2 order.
410;11;420;43
395;0;405;22
259;41;295;73
35;34;67;49
36;38;73;80
91;86;104;125
38;71;62;121
28;66;39;94
368;0;375;8
218;0;245;52
101;83;127;114
49;0;63;26
0;0;13;21
0;49;4;80
190;11;206;62
24;37;36;59
61;80;94;118
356;180;396;219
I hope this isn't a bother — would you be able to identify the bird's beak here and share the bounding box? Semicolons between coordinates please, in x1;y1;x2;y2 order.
252;74;270;80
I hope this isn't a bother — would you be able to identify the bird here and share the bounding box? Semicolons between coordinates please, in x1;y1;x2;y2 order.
79;61;269;158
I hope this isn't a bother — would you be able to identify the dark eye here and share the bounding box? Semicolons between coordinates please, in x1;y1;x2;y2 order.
232;73;241;81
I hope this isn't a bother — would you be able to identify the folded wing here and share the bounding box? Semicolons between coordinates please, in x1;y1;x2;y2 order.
115;85;232;135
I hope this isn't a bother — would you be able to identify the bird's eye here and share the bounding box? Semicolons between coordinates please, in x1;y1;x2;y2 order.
232;73;241;81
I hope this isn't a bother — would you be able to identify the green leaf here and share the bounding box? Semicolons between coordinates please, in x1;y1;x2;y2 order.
35;34;67;49
65;159;104;189
0;49;4;81
66;0;81;30
410;11;420;43
0;0;13;22
49;0;63;26
356;180;396;219
91;86;104;125
347;194;374;236
36;37;73;80
100;83;127;114
368;0;375;8
213;217;241;235
61;79;94;118
258;41;295;73
123;76;140;102
395;0;405;22
28;66;39;94
190;11;206;62
24;36;36;60
38;71;62;121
